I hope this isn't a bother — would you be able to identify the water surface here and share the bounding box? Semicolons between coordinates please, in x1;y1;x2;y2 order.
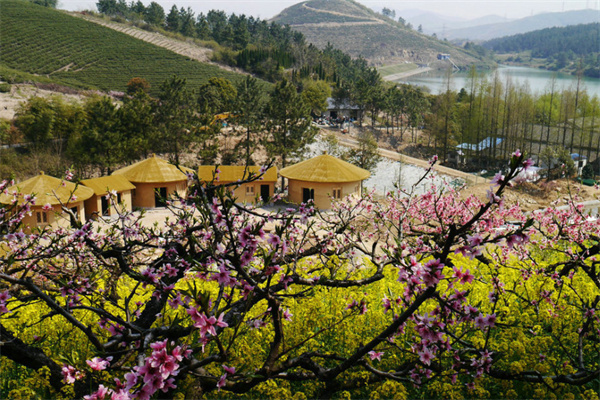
396;65;600;97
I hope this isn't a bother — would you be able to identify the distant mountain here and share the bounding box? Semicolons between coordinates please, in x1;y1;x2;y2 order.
443;9;600;41
271;0;491;68
403;12;512;36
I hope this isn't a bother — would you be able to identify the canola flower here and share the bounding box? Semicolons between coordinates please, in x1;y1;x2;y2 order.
0;152;598;399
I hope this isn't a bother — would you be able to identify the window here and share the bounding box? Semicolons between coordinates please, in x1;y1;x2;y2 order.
36;211;48;224
302;188;315;203
332;188;342;199
246;185;254;195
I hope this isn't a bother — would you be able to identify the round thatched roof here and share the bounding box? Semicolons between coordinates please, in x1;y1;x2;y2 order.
279;154;370;183
112;155;189;183
80;175;136;196
0;172;94;206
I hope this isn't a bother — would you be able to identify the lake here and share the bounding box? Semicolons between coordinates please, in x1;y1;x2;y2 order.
395;65;600;97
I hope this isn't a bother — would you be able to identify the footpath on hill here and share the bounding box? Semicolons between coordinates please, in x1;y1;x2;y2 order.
300;3;382;21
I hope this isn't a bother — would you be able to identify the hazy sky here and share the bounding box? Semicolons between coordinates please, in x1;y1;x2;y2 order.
59;0;599;20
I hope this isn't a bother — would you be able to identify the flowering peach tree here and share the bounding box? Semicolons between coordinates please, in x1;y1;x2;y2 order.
0;152;598;399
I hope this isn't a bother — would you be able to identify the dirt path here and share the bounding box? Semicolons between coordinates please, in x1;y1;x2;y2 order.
291;21;384;28
288;4;385;28
301;3;383;22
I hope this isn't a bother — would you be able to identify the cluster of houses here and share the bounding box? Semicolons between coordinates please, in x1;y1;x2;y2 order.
0;153;370;230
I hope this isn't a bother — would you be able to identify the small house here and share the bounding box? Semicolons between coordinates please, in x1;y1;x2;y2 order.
197;166;278;204
447;149;466;166
80;175;136;218
112;155;190;208
323;98;362;121
456;137;503;153
279;153;370;209
0;172;94;230
455;137;503;163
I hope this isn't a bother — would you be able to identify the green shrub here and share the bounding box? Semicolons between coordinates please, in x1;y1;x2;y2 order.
582;163;594;180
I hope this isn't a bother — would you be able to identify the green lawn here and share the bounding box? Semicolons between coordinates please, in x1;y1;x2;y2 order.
378;63;418;77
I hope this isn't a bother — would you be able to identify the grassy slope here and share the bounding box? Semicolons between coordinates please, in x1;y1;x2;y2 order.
0;0;244;94
378;63;418;77
272;0;491;68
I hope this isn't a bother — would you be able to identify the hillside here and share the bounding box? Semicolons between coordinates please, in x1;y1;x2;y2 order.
443;9;599;41
484;23;600;57
271;0;490;68
0;0;244;94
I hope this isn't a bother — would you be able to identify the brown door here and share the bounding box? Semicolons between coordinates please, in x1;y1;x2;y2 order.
155;187;168;207
260;185;270;203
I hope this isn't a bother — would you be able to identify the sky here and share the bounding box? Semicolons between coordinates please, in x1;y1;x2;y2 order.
58;0;599;21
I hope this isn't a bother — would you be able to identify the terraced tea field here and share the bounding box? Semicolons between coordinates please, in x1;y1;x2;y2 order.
0;0;244;94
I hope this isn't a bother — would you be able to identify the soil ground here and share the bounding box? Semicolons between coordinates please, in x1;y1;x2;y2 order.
0;84;87;120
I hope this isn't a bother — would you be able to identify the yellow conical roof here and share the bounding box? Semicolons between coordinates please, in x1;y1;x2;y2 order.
80;175;136;196
112;155;188;183
0;172;94;206
279;154;370;183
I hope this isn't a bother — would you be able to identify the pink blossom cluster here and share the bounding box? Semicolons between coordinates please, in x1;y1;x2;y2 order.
0;291;11;315
62;364;84;384
217;365;236;390
90;340;191;400
187;308;228;340
60;276;93;307
86;356;113;371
